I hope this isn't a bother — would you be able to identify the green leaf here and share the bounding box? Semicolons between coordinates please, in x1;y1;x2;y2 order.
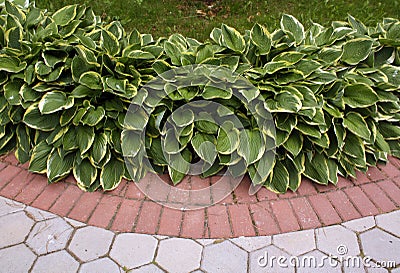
0;55;26;73
269;160;289;193
79;71;102;90
304;153;329;185
23;104;59;131
4;80;22;105
121;130;142;157
81;107;105;126
280;14;305;45
171;109;194;127
76;126;95;155
342;133;365;159
164;41;182;65
38;91;73;114
52;5;77;26
101;29;120;56
47;149;74;183
379;122;400;140
283;130;303;157
74;159;98;187
343;112;370;141
250;23;271;55
221;24;246;53
296;123;321;138
100;158;124;190
237;129;265;165
343;83;379;108
191;133;217;164
341;38;373;65
216;122;240;155
90;133;108;165
29;141;52;174
202;85;232;100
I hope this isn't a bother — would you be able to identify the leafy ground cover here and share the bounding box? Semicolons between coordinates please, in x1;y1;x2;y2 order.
34;0;400;41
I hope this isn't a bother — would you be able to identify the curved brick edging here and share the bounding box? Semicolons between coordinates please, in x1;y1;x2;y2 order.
0;152;399;239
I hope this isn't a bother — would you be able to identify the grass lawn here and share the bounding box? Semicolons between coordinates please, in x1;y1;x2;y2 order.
35;0;400;41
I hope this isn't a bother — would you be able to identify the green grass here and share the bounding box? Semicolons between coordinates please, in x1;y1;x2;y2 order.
35;0;400;41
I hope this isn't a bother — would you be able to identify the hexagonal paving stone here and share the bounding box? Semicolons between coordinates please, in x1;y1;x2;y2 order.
79;258;120;273
376;211;400;237
110;233;158;269
0;211;34;248
230;236;271;252
273;230;316;256
26;217;73;255
316;225;359;256
25;206;57;222
0;197;24;217
69;226;114;262
342;216;375;232
249;245;294;273
366;261;389;273
360;228;400;265
202;240;247;273
0;244;36;273
297;250;341;273
129;264;165;273
156;238;202;273
31;250;79;273
64;218;86;228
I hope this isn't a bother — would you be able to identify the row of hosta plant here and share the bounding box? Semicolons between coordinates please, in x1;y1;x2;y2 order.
0;1;399;192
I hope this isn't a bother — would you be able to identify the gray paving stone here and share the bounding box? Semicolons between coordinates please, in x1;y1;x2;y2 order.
25;206;57;222
342;216;375;232
316;225;360;256
31;250;79;273
65;217;86;228
69;226;114;262
201;240;247;273
360;228;400;265
390;267;400;273
0;197;24;217
343;264;367;273
230;236;271;252
156;238;202;273
297;250;341;273
129;263;165;273
110;233;158;269
376;211;400;237
191;270;205;273
153;235;169;240
0;244;36;273
26;217;73;255
273;230;315;256
0;211;34;248
249;245;294;273
366;261;389;273
196;239;216;246
79;258;121;273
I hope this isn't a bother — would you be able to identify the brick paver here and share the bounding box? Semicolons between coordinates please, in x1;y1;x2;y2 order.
88;195;122;228
111;199;141;232
0;154;399;238
327;191;361;221
207;205;232;238
270;199;300;233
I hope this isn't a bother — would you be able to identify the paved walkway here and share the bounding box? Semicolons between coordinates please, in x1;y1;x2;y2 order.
0;153;400;238
1;196;399;273
1;152;400;272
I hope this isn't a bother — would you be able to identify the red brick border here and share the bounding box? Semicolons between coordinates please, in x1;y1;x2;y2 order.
0;152;399;238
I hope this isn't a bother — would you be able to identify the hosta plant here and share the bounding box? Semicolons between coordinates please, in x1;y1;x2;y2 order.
0;1;399;193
